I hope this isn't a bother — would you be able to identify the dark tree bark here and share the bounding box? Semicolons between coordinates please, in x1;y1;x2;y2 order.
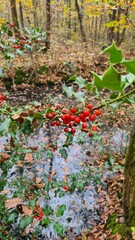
10;0;20;38
74;0;86;42
123;118;135;227
46;0;51;50
33;0;38;28
68;0;71;39
19;0;24;31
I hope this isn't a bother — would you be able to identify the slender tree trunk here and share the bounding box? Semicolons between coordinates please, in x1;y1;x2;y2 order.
68;0;71;39
33;0;38;28
19;0;24;31
46;0;51;50
74;0;86;42
10;0;20;38
107;8;116;44
123;118;135;227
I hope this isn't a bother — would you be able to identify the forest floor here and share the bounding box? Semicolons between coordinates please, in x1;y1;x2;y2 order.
0;44;135;240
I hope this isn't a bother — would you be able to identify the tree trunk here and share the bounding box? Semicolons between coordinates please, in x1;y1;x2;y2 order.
33;0;38;28
123;118;135;227
46;0;51;50
74;0;86;42
68;0;71;39
10;0;20;38
19;0;24;31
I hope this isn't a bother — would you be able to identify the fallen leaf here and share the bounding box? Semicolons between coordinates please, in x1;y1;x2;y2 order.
5;198;24;209
24;153;33;162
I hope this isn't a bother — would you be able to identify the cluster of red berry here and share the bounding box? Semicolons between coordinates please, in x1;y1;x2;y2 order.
33;211;44;221
46;104;102;137
0;93;5;103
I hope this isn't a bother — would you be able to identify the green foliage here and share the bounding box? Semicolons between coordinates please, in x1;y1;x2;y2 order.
101;42;122;64
54;222;65;237
56;204;66;217
19;216;33;229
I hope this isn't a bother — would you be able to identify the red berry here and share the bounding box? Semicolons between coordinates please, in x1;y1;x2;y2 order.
56;121;61;126
86;104;93;109
70;107;77;113
89;114;96;121
88;132;93;137
94;109;102;116
50;121;55;126
92;126;98;131
79;113;84;119
70;115;76;121
65;113;71;121
75;117;80;124
51;112;56;118
81;117;87;122
71;127;76;134
62;109;69;114
83;110;90;117
82;122;87;129
9;22;16;27
69;122;74;128
61;115;66;121
64;127;69;132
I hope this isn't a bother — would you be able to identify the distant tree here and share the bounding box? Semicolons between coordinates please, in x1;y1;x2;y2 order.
19;0;24;31
10;0;20;37
33;0;38;27
74;0;86;42
46;0;51;50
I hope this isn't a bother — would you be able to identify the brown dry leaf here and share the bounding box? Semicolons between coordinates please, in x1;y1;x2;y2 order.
24;153;33;162
17;161;23;167
22;205;33;216
12;113;20;120
34;183;45;189
97;197;105;203
116;233;122;240
5;198;24;209
32;177;42;184
62;166;70;174
50;170;56;177
1;189;10;195
0;153;10;159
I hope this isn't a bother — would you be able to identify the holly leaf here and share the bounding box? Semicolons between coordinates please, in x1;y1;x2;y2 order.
101;41;122;64
102;66;121;90
54;222;65;237
19;216;32;229
56;204;66;217
121;73;135;90
0;68;3;78
75;76;86;88
0;118;11;135
122;59;135;75
40;218;51;228
67;75;77;81
64;132;73;146
74;91;85;103
62;83;74;97
92;71;104;90
59;148;68;159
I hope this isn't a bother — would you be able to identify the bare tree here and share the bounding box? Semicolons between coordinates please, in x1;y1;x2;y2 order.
74;0;86;42
10;0;20;37
33;0;38;28
46;0;51;50
19;0;24;31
